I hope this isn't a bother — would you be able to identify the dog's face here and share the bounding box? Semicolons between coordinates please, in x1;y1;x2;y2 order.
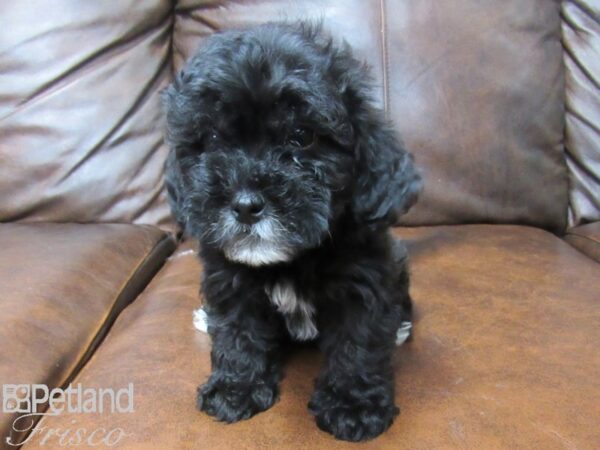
165;23;421;266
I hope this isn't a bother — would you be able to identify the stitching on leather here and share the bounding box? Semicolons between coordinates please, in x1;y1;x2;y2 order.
379;0;390;117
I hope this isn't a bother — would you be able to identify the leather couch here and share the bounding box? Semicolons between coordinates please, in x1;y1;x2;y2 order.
1;1;599;448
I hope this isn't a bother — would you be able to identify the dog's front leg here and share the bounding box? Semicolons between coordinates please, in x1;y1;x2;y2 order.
309;278;400;441
197;284;283;423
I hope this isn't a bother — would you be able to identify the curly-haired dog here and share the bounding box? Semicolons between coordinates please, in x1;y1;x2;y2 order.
163;22;422;442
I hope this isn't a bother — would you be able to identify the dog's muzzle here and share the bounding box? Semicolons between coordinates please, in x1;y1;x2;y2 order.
219;191;293;266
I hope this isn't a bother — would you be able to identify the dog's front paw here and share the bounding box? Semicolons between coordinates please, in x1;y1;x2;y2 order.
308;384;398;442
197;377;278;423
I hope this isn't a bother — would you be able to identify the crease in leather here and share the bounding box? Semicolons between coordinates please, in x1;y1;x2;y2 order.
9;231;176;449
1;11;173;123
568;0;600;28
180;10;221;32
566;147;600;187
567;228;600;245
564;234;600;263
175;1;228;16
57;44;172;184
562;42;600;92
568;107;600;137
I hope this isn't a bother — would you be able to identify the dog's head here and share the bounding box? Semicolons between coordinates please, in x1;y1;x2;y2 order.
164;23;421;266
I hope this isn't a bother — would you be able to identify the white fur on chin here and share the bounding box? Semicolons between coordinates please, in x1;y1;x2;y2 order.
220;214;293;266
224;240;292;266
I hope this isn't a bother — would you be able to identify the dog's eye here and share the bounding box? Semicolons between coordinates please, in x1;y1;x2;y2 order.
286;127;314;148
209;130;219;142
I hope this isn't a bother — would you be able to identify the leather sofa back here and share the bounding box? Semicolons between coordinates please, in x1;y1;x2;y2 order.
1;0;597;231
0;0;173;228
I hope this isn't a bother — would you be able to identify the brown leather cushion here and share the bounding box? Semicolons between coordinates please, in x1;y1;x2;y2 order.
565;222;600;262
23;226;600;449
0;223;174;445
0;0;173;229
173;0;568;231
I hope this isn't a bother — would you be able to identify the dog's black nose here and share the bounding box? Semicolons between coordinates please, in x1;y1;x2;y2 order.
231;192;265;225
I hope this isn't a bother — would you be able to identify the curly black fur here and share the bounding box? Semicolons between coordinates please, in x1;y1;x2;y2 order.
163;22;422;442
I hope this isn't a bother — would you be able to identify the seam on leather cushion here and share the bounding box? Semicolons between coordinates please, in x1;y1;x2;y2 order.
7;231;175;447
566;228;600;246
67;232;176;379
564;233;600;263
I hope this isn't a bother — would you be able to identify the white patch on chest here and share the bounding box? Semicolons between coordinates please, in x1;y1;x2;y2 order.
266;280;318;341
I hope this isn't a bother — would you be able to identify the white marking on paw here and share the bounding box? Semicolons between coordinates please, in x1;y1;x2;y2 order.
193;307;208;333
266;280;318;341
396;321;412;346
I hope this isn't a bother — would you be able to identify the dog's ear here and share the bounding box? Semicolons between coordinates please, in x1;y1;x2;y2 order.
350;110;422;227
323;39;422;226
162;67;212;234
162;77;195;234
163;149;190;233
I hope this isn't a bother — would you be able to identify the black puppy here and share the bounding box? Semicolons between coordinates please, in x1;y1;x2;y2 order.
163;22;421;442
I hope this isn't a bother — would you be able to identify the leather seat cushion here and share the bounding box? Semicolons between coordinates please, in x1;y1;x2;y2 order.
22;225;600;449
0;223;175;444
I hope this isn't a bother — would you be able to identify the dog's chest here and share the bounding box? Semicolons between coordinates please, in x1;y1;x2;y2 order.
265;280;318;341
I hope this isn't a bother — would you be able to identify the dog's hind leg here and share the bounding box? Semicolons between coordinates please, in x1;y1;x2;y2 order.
392;237;414;345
